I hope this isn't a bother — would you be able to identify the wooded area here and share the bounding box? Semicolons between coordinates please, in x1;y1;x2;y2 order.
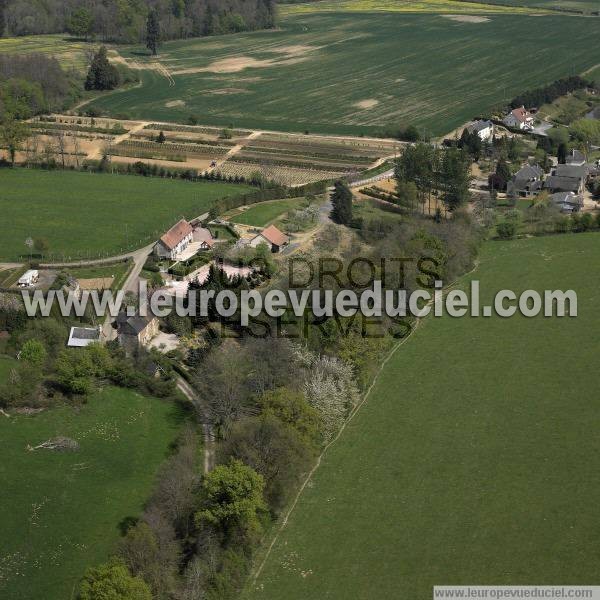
0;0;276;42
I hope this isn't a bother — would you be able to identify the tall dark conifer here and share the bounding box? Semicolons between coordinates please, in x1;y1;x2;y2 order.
330;180;353;225
146;10;160;56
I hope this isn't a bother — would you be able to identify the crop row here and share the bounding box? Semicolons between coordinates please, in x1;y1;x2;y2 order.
132;131;237;147
116;140;229;158
257;134;399;154
232;154;354;172
144;123;248;136
31;121;128;135
242;144;374;164
219;161;344;186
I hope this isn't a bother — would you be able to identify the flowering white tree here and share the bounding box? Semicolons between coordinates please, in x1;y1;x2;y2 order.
294;346;360;442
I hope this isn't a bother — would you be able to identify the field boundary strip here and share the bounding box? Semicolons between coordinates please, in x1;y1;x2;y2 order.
250;259;481;585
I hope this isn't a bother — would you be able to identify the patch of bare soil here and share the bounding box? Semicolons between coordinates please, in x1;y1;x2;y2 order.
173;45;319;75
174;57;275;74
205;88;250;95
442;14;490;23
165;100;185;107
79;277;114;290
354;99;379;110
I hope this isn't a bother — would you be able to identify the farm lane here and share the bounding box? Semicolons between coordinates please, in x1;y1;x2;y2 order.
86;120;151;161
101;243;153;341
176;376;216;474
39;243;155;269
209;130;263;173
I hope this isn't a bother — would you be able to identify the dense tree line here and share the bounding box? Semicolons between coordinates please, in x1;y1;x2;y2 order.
0;54;75;114
0;0;277;42
394;143;473;214
510;76;591;110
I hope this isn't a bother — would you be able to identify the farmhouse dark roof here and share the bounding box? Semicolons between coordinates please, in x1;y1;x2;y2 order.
554;164;587;179
160;219;193;250
550;192;582;206
544;176;580;193
514;165;543;181
117;312;156;336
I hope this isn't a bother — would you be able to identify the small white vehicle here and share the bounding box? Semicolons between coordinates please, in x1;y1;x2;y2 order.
18;269;39;288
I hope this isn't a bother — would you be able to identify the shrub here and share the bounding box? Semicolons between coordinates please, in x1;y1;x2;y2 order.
496;221;517;239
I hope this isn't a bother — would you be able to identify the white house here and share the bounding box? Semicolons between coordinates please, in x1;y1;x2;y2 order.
154;219;194;260
467;119;494;141
503;106;534;130
249;225;290;253
18;270;39;288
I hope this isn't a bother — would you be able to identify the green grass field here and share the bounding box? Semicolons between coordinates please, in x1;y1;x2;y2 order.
248;233;600;599
86;12;600;136
0;169;251;261
280;0;535;14
229;199;302;226
0;355;17;378
456;0;600;13
0;387;182;600
0;34;90;71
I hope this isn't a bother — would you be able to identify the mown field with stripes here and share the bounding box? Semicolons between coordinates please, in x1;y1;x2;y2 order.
86;11;600;136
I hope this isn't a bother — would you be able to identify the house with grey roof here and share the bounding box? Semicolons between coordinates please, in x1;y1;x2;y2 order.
549;192;583;214
544;164;588;194
507;164;544;198
467;120;494;141
116;311;159;352
566;149;586;166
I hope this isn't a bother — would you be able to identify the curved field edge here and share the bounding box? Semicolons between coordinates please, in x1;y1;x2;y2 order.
246;233;600;600
0;169;251;262
86;13;600;137
0;387;184;600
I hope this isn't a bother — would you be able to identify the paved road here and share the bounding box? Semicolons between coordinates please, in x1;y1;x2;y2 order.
349;168;395;189
40;243;155;269
101;244;153;341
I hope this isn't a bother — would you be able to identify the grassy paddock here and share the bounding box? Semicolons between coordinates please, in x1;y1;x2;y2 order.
0;169;251;262
0;387;183;600
0;34;90;71
248;233;600;600
280;0;536;14
229;199;303;227
86;13;600;136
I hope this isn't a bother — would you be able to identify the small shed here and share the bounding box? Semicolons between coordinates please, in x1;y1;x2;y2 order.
67;327;101;348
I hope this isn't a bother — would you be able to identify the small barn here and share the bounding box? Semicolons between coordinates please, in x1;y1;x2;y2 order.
249;225;290;253
67;327;101;348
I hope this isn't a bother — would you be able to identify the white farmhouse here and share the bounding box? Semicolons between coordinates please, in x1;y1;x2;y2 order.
154;219;194;260
503;106;534;130
467;119;494;141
